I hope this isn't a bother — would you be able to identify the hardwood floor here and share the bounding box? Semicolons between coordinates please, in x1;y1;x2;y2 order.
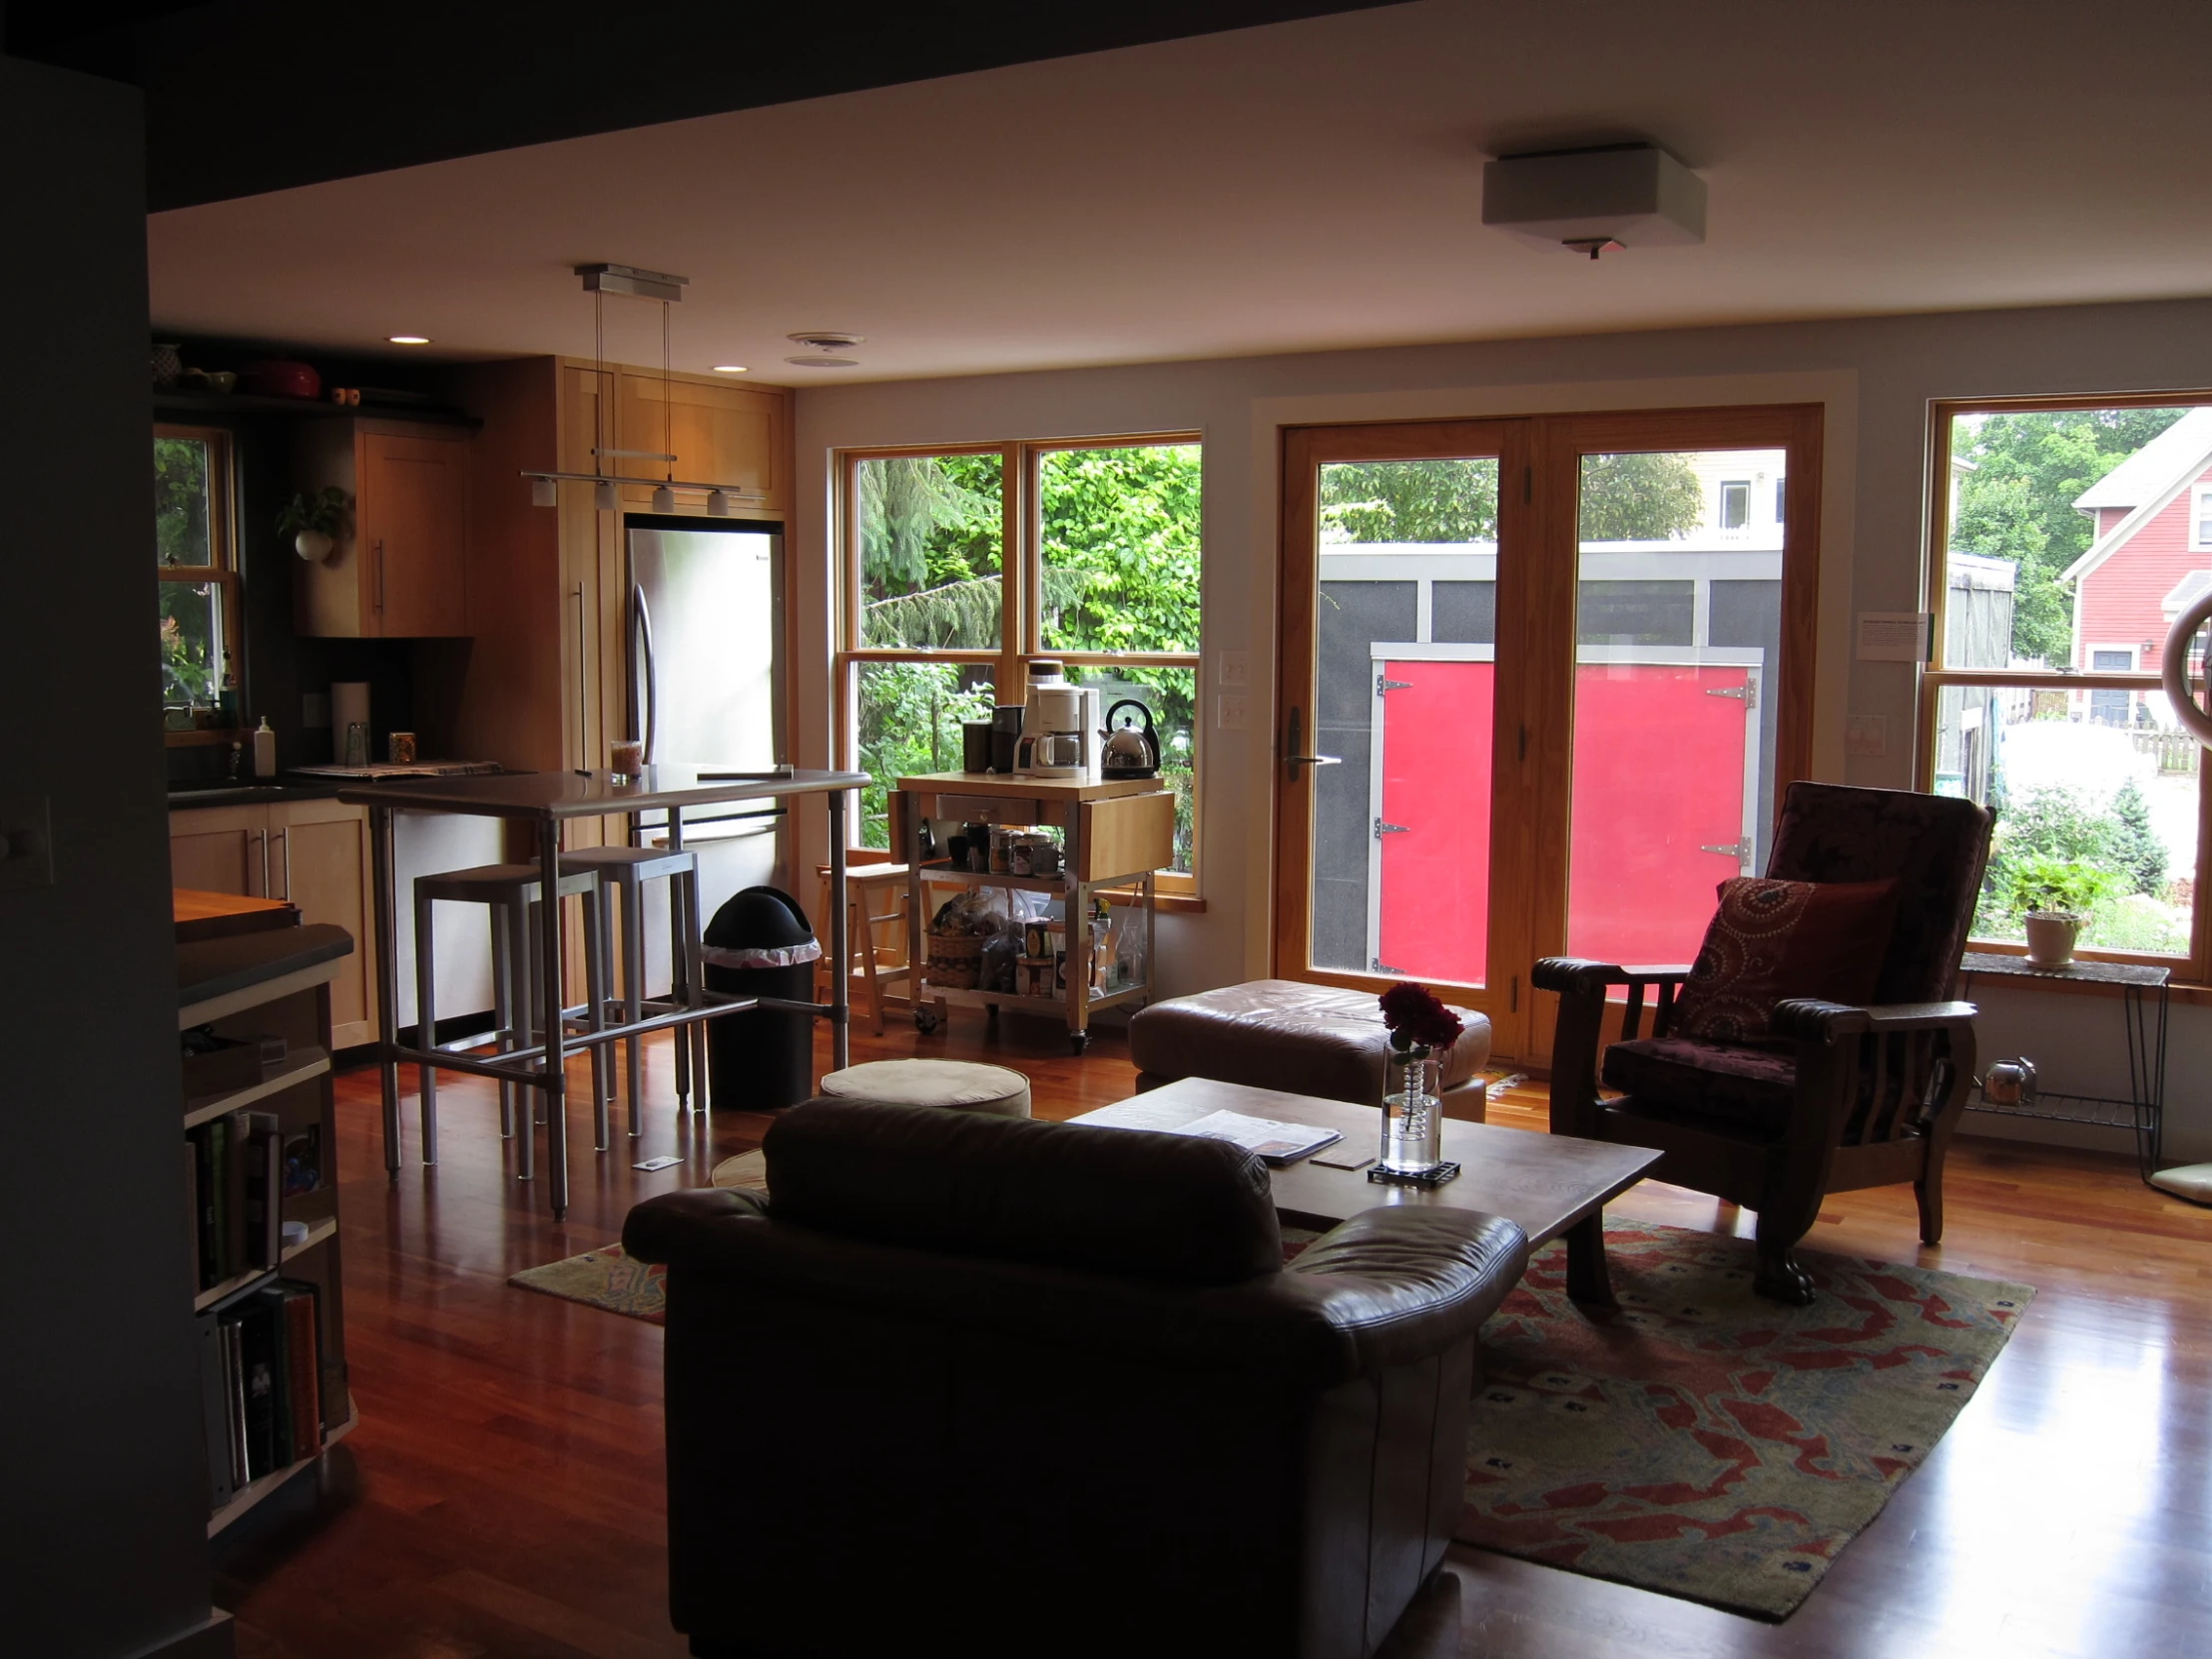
216;1012;2212;1658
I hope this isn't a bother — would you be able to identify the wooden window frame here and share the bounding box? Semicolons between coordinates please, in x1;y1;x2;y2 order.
1922;391;2212;981
155;423;243;747
834;434;1205;899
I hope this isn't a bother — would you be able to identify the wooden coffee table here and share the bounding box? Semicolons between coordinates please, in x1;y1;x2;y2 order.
1072;1076;1659;1301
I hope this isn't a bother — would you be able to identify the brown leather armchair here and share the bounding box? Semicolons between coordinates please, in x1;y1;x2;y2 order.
1535;782;1991;1307
623;1099;1528;1659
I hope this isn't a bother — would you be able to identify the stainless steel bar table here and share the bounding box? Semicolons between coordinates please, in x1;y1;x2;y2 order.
341;766;865;1218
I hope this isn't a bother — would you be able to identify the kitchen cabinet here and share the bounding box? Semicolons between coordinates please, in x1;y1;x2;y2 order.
170;800;378;1047
293;419;471;638
612;370;787;514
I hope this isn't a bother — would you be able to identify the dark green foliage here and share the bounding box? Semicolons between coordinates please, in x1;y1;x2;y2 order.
1949;407;2190;664
1985;782;2166;920
154;434;210;566
1575;452;1708;542
1321;459;1499;542
1317;451;1706;544
2108;778;2168;896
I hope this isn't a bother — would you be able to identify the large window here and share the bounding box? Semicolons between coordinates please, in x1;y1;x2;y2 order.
1926;397;2212;970
155;425;240;738
838;437;1202;887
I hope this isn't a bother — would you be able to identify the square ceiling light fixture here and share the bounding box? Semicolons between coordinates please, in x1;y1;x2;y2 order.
1481;142;1706;259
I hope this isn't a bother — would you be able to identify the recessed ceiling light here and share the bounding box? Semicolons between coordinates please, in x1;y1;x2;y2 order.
711;364;748;373
387;334;431;344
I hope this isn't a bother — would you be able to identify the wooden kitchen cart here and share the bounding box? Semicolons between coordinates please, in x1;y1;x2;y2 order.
893;772;1178;1053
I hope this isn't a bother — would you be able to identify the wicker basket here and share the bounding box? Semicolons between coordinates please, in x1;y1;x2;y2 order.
924;931;984;990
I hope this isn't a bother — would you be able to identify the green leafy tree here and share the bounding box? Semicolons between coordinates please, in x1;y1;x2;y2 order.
1575;453;1708;541
1950;407;2190;663
2108;778;2167;896
1319;452;1705;543
1322;459;1500;542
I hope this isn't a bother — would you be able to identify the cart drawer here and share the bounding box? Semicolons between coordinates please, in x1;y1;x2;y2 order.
934;794;1046;825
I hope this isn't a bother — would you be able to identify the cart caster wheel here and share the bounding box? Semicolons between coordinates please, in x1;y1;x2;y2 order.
914;1009;939;1034
1069;1031;1090;1055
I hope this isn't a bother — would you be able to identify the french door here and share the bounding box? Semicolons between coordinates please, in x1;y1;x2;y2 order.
1275;405;1822;1061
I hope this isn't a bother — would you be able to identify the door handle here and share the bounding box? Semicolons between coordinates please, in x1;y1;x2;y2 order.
1284;708;1341;778
633;582;659;763
250;828;267;896
574;583;591;776
276;826;291;899
373;539;385;612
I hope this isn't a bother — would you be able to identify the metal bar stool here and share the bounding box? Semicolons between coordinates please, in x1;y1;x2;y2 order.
413;861;609;1176
560;843;706;1135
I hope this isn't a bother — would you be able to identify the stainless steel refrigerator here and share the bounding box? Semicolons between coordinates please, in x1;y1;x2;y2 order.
626;518;788;990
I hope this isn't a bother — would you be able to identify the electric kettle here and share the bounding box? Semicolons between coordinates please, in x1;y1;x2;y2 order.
1099;699;1161;780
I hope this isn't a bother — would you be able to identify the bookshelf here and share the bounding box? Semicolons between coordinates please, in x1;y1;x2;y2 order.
175;894;356;1537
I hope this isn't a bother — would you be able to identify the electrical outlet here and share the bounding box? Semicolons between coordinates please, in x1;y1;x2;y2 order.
1217;694;1248;731
1218;650;1250;688
1845;715;1887;758
0;795;54;890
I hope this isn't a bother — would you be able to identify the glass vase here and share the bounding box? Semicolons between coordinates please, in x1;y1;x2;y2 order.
1379;1044;1444;1175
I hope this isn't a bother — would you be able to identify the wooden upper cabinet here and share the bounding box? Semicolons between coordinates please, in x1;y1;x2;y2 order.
612;371;786;514
294;418;472;637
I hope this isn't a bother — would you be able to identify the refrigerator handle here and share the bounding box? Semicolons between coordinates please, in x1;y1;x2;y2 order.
633;582;659;763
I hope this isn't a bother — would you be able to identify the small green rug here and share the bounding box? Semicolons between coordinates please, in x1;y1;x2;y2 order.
1461;1219;2031;1617
509;1208;2029;1619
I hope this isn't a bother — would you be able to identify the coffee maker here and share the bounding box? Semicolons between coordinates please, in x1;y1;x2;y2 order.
1013;660;1099;781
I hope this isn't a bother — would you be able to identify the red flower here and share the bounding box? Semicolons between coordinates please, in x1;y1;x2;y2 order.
1379;981;1462;1051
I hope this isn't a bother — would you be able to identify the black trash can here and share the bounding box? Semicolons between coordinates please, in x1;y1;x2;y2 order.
703;885;820;1112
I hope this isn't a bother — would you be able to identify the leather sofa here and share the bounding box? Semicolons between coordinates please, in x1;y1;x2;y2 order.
623;1099;1527;1659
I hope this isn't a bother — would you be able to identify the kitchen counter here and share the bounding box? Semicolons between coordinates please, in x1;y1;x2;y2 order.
167;778;346;807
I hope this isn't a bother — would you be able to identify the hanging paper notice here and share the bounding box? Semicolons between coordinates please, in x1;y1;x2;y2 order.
1856;612;1933;663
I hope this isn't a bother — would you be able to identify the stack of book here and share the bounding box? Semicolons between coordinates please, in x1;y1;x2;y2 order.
186;1109;286;1291
196;1281;322;1507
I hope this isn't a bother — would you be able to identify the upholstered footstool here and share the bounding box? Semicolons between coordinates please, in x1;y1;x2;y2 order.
1129;979;1492;1117
818;1057;1033;1118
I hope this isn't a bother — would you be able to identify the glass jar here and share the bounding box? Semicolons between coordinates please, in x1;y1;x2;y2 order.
1379;1043;1444;1176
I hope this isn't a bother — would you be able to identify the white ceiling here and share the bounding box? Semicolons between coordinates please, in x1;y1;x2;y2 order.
148;0;2212;387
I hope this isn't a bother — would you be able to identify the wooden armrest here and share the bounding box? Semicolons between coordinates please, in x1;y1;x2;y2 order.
1770;998;1978;1041
1531;957;1693;995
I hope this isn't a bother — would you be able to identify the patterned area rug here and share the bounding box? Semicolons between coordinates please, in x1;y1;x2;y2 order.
1461;1218;2031;1617
509;1198;2028;1620
506;1151;767;1322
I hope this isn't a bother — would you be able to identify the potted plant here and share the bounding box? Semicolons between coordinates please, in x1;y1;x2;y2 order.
277;486;350;562
2003;852;2120;966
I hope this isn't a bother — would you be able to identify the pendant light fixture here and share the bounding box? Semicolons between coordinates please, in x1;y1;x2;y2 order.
520;264;769;513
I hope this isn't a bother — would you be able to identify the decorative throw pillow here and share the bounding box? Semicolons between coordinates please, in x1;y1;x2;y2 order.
1671;876;1902;1042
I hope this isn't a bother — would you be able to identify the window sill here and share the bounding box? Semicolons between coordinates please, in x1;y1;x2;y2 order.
166;726;249;748
1103;887;1206;914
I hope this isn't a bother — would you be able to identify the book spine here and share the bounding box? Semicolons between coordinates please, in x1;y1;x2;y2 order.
190;1125;218;1290
223;1110;251;1284
187;1140;203;1295
245;1111;282;1270
281;1285;321;1461
196;1311;236;1511
221;1319;250;1489
237;1302;277;1479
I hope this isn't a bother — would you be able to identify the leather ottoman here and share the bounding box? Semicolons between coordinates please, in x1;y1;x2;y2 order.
1130;978;1492;1117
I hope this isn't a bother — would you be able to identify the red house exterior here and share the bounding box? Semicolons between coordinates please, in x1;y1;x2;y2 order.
2063;408;2212;704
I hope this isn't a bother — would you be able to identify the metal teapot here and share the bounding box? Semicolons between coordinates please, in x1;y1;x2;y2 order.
1099;699;1161;779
